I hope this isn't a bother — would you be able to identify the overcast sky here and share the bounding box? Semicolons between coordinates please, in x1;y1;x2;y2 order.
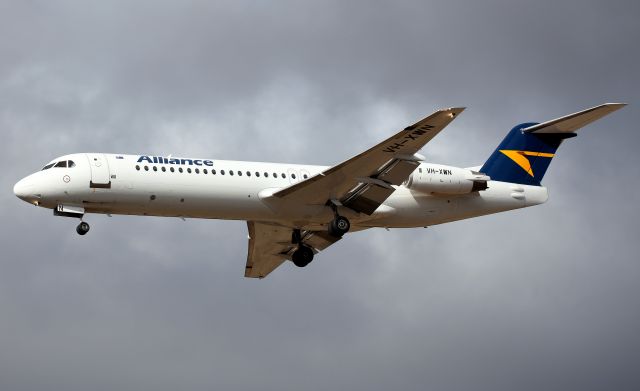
1;1;639;390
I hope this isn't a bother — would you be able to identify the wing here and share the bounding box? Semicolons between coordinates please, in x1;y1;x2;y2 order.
272;107;465;214
244;221;347;278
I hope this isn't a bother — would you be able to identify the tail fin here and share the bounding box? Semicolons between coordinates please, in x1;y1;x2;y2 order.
480;103;626;186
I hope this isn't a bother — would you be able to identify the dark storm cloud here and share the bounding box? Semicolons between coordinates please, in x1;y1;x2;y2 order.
1;1;639;390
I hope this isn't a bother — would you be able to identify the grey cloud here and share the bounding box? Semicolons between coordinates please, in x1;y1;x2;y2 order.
1;0;640;390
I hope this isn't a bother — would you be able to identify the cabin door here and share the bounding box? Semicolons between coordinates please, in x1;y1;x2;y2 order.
86;153;111;188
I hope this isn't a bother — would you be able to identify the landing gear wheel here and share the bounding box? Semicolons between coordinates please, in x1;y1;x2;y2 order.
329;215;350;238
76;221;90;236
292;245;314;267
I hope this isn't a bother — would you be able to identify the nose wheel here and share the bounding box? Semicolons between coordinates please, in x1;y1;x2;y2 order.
76;221;90;235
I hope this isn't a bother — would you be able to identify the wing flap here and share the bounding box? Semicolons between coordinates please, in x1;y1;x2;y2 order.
377;159;421;185
304;231;342;252
343;183;395;215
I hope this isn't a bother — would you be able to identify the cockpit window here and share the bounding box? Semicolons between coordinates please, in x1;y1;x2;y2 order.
42;159;75;170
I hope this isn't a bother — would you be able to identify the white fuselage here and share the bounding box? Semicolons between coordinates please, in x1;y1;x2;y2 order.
13;153;549;230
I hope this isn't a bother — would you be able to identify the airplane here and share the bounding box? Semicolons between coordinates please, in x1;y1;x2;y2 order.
13;103;625;278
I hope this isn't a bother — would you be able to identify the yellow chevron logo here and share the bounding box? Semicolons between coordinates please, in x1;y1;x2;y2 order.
499;150;555;177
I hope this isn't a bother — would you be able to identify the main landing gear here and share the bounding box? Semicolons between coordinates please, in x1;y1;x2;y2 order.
291;229;314;268
329;215;350;238
327;201;350;238
290;213;351;268
76;221;90;235
292;245;314;268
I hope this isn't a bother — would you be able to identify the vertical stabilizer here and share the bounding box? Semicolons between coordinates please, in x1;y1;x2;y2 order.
480;103;625;186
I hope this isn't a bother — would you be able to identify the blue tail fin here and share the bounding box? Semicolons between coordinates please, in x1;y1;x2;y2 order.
479;123;574;186
480;103;625;186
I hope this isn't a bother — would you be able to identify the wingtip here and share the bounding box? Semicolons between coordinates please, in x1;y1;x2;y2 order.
603;102;627;108
441;107;466;118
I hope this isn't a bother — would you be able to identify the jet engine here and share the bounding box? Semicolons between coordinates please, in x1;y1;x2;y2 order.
406;164;490;195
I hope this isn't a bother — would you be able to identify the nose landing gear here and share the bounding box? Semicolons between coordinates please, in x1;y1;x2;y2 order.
76;221;90;235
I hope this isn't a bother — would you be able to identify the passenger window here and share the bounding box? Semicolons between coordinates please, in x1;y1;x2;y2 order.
255;172;260;177
264;172;268;177
238;171;242;176
195;168;200;174
68;160;76;168
179;167;183;173
187;168;192;173
221;170;225;175
292;174;296;179
230;170;234;176
55;161;67;168
203;169;208;174
136;165;140;171
273;173;277;178
303;174;308;179
170;167;175;173
212;169;217;175
281;173;286;178
153;166;158;172
144;166;149;171
161;167;166;172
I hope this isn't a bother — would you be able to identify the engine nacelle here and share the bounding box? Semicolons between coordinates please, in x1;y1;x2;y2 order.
406;164;490;195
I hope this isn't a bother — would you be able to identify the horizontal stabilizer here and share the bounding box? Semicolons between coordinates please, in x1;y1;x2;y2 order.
523;103;626;134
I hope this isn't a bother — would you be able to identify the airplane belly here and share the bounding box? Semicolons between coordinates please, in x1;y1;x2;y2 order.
89;179;276;221
366;192;459;228
367;181;533;228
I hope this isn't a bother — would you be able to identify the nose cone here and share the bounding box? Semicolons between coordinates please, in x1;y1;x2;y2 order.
14;177;37;203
